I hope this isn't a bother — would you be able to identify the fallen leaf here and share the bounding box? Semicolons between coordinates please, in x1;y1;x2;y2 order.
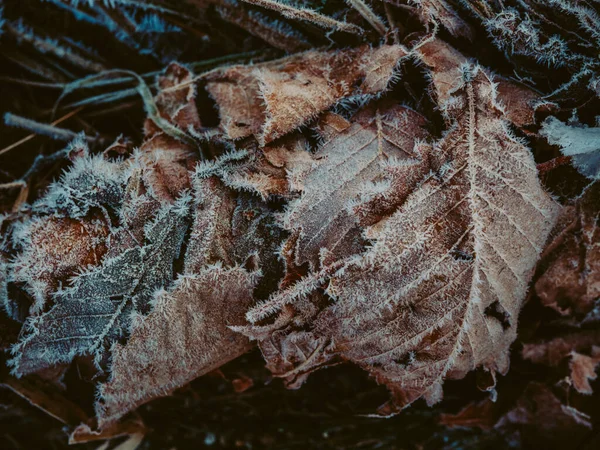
154;62;202;132
417;38;552;127
495;382;591;449
10;215;109;314
205;45;407;144
570;348;600;394
9;194;191;376
535;183;600;316
243;65;559;412
284;104;431;268
97;265;257;426
522;330;600;367
413;0;474;40
439;398;496;430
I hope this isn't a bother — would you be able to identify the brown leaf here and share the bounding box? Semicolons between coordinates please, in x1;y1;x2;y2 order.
439;398;496;430
495;382;591;449
97;265;257;426
137;133;198;202
284;104;431;269
155;62;202;132
208;134;314;199
414;0;474;40
10;214;109;314
231;374;254;393
205;45;407;144
417;38;551;127
69;415;147;445
0;374;88;426
570;348;600;394
244;65;559;412
535;183;600;316
523;330;600;367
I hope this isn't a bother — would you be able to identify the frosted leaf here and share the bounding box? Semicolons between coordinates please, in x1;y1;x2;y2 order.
0;252;9;319
31;153;128;218
154;62;202;132
243;66;560;412
195;134;314;200
216;2;311;52
10;215;109;315
411;0;474;40
540;117;600;180
135;134;198;202
96;265;257;425
95;169;285;424
417;38;552;127
186;169;285;296
484;8;577;67
205;45;407;144
184;176;238;273
9;195;191;376
284;104;431;269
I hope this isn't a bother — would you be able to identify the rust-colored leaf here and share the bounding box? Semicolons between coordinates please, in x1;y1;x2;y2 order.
205;45;407;144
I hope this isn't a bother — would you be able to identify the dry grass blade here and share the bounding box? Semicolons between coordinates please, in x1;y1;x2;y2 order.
346;0;388;35
240;0;365;34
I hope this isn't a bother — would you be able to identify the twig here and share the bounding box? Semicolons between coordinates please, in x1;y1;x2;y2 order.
0;107;83;157
536;155;573;174
4;113;92;143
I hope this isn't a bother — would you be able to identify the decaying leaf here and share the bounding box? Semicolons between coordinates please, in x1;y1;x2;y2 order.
534;183;600;316
154;62;202;133
495;383;592;448
416;38;552;128
569;348;600;394
439;398;496;430
243;64;559;412
205;45;407;144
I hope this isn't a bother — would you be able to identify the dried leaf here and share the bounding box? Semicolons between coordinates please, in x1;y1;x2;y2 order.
0;374;88;426
69;415;147;445
97;266;257;426
205;45;407;144
155;62;203;132
137;133;198;202
522;330;600;367
244;65;559;412
439;398;496;430
495;382;591;449
570;348;600;394
413;0;474;40
10;215;109;314
535;183;600;316
417;38;551;127
284;104;431;268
